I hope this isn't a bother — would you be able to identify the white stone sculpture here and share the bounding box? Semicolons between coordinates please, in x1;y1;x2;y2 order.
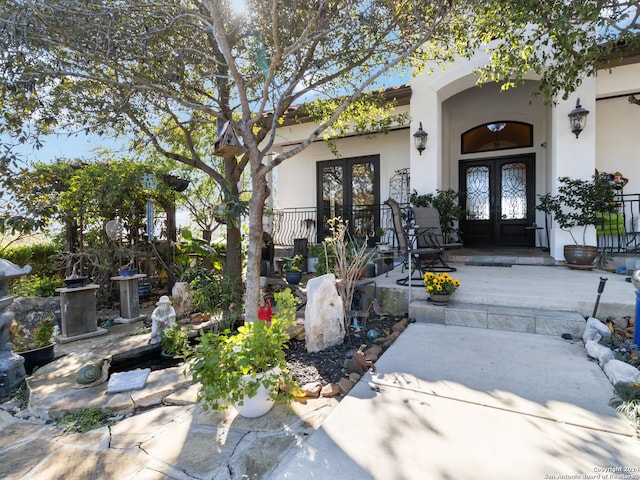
149;296;176;345
305;274;345;353
171;281;194;318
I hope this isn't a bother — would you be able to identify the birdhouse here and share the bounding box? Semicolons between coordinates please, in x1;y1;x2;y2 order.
214;121;245;157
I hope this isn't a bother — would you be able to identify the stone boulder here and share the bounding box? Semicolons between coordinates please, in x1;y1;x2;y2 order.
604;359;640;385
9;297;60;332
305;274;345;353
584;339;614;367
582;317;612;345
171;282;194;319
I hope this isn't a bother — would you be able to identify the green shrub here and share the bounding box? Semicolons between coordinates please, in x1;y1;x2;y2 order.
161;323;190;356
3;243;59;277
11;275;64;297
185;267;242;315
188;288;298;412
12;317;55;352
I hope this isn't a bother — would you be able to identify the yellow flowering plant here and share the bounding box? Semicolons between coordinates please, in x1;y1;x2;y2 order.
423;272;461;295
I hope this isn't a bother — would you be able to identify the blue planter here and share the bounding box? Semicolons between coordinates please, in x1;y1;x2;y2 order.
284;271;303;285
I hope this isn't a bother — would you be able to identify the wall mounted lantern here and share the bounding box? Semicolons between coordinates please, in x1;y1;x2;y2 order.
568;98;589;138
413;122;428;155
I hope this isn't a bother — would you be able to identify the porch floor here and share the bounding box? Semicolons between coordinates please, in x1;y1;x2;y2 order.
367;250;635;330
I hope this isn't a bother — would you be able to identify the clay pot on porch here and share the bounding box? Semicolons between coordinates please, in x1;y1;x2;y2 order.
563;245;598;267
428;293;451;306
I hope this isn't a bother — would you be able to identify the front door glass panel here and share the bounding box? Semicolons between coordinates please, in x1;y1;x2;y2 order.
465;166;490;221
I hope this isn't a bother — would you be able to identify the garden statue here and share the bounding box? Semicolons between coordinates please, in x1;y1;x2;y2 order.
149;295;176;345
0;311;14;352
0;259;32;392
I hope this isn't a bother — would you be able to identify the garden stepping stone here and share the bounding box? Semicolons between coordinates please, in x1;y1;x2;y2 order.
107;368;151;394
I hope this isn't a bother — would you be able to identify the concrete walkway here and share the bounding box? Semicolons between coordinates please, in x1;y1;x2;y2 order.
1;323;639;479
268;323;640;479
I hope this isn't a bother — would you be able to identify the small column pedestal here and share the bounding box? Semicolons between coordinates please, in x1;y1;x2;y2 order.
111;274;147;324
55;284;107;344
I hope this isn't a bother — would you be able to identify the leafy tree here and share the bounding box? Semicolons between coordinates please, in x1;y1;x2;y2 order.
2;1;639;321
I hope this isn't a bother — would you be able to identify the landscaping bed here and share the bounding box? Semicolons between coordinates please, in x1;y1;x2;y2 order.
285;313;403;386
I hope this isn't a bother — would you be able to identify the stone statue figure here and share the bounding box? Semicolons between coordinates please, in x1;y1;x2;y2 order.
149;296;176;345
0;311;14;353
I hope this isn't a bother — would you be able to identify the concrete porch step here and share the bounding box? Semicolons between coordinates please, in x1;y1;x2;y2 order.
445;250;557;266
409;300;586;338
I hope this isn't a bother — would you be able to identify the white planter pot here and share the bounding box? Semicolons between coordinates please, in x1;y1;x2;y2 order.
377;243;391;252
307;257;319;273
233;367;280;418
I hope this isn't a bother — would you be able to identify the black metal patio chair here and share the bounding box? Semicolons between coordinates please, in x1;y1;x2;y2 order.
384;198;441;287
412;206;461;272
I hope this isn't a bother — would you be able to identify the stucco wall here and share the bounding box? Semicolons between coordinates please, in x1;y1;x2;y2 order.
596;62;640;194
271;128;410;210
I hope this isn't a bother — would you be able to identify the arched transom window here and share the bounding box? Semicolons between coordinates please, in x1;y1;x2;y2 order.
461;121;533;154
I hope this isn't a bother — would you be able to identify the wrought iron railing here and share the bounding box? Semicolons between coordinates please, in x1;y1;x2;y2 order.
597;192;640;253
270;203;399;248
272;194;640;255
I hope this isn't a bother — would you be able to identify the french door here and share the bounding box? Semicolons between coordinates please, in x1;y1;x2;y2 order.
459;154;535;247
316;155;380;243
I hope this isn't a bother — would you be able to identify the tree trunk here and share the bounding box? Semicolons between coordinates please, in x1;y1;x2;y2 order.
244;161;269;324
224;154;243;288
162;199;177;294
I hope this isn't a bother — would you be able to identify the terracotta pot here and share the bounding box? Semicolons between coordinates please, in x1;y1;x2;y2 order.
563;245;598;266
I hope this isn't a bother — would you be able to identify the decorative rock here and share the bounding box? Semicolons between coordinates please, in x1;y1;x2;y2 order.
365;345;383;359
366;329;379;340
582;317;612;345
302;382;322;398
338;377;353;394
348;344;374;374
7;297;59;334
107;368;151;394
320;383;341;397
603;359;640;385
610;317;629;330
286;323;305;341
76;360;108;386
305;274;345;353
171;282;194;318
584;340;614;367
348;372;361;383
393;318;409;332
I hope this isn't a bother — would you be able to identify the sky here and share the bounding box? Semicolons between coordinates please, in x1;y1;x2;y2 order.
11;131;130;165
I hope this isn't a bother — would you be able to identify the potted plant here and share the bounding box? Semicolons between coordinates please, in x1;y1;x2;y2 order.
11;317;56;374
307;244;324;273
188;289;298;418
160;322;190;359
282;255;304;285
536;173;616;266
410;188;465;243
423;272;461;306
